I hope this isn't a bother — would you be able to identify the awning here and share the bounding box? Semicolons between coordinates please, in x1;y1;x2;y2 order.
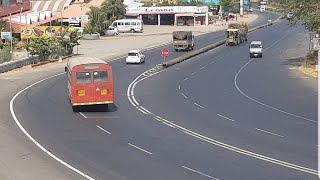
2;11;60;33
31;0;73;12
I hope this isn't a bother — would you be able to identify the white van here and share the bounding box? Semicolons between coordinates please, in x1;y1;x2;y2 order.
111;19;144;33
260;5;266;12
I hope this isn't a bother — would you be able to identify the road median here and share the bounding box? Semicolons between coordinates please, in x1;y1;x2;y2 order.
161;22;273;68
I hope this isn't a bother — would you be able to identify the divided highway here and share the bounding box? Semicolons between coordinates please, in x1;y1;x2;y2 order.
10;11;317;180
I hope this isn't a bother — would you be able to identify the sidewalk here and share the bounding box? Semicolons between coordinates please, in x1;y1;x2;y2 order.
75;14;258;60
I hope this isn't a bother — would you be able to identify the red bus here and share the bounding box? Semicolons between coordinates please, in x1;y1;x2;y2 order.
65;57;114;112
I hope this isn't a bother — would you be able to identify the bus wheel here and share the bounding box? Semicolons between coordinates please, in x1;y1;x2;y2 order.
72;106;79;112
130;29;135;33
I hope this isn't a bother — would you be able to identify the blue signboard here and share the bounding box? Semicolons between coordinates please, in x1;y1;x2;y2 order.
201;0;220;5
2;0;10;8
244;0;249;10
180;0;220;5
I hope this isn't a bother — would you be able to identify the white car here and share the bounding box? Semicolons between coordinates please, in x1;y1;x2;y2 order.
105;26;119;36
126;50;145;64
249;41;263;58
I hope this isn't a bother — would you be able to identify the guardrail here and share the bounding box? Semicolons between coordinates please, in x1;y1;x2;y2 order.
161;22;273;68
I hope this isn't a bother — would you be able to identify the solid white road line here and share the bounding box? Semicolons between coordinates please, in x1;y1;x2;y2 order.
128;143;152;155
10;72;95;180
255;128;284;138
79;112;87;119
96;125;112;135
216;114;235;122
234;33;316;123
183;77;188;82
193;102;205;109
181;93;188;99
182;166;220;180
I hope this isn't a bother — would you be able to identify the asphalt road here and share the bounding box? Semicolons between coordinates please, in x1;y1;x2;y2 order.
10;11;316;180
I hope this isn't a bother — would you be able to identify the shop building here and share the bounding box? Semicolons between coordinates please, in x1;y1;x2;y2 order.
126;6;209;26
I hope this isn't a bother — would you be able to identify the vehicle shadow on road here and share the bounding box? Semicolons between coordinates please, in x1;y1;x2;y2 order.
280;56;304;67
78;104;118;112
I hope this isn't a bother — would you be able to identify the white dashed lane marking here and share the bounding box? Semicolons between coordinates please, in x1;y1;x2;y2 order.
216;114;236;122
79;112;87;119
181;93;188;99
191;72;197;76
96;125;112;135
255;128;284;138
193;102;205;109
128;143;153;155
183;77;188;82
182;166;221;180
200;66;206;70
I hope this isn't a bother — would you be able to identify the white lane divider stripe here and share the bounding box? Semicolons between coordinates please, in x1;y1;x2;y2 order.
182;166;221;180
216;114;235;122
96;125;112;135
191;72;197;76
79;112;87;119
178;85;181;89
10;72;95;180
183;77;188;82
194;102;205;109
181;93;188;99
128;143;153;155
255;128;284;138
200;66;206;70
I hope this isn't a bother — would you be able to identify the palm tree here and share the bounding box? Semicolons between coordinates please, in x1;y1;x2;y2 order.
85;7;108;34
102;0;126;22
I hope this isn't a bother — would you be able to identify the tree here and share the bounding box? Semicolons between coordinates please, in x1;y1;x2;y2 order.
101;0;126;22
278;0;320;34
220;0;238;9
84;7;108;35
0;19;9;32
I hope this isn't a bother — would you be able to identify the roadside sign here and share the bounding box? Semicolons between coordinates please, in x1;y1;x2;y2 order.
161;49;169;57
81;15;89;23
1;32;11;40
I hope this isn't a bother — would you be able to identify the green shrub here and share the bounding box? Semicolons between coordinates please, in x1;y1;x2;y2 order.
0;48;11;64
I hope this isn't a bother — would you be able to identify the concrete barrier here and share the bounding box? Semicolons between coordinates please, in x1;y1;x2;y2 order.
0;56;40;73
82;34;100;40
161;22;272;68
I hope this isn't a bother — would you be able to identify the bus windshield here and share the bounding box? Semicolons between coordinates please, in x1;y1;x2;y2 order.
93;71;108;83
76;72;91;84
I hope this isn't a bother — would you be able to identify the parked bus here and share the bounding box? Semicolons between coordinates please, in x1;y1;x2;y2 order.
110;19;144;33
65;57;114;112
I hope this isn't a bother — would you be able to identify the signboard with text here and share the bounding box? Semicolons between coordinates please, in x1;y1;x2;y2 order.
1;32;11;40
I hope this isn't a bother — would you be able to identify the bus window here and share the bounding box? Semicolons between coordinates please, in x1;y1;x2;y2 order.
131;22;136;26
125;22;130;26
76;72;91;84
118;22;124;26
93;71;108;83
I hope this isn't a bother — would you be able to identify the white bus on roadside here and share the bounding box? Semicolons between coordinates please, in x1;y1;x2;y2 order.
110;19;144;33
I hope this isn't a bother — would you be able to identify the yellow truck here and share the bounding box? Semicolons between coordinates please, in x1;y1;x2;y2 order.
226;22;248;46
173;31;195;51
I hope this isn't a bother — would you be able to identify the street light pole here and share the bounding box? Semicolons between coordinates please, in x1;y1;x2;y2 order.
240;0;244;18
9;12;12;56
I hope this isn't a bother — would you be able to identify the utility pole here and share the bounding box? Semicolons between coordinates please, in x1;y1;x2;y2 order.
240;0;244;18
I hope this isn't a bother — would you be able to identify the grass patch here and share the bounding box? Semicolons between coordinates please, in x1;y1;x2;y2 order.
300;52;318;77
0;48;11;64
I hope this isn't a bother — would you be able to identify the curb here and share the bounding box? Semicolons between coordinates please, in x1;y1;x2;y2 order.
161;22;273;68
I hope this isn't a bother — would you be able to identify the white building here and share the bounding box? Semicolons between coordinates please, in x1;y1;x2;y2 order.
126;6;209;26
